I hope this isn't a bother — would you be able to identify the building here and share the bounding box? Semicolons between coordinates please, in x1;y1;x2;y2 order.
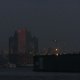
9;28;39;66
32;36;39;54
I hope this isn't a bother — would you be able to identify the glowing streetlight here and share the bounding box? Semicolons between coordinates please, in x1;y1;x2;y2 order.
56;48;58;51
56;53;59;56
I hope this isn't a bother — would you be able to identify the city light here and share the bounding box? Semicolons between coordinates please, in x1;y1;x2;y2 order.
56;48;58;51
56;53;58;56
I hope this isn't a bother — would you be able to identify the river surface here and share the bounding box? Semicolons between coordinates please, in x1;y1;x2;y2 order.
0;68;80;80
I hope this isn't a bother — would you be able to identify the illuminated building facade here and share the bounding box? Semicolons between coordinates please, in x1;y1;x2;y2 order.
17;29;27;54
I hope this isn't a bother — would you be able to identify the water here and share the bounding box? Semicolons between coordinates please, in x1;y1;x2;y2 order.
0;68;80;80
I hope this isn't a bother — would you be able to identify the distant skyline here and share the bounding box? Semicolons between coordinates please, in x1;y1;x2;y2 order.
0;0;80;52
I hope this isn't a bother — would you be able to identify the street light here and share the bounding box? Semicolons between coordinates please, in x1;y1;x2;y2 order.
56;48;58;51
56;53;59;56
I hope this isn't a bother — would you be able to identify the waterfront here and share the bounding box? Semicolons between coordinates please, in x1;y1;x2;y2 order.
0;68;80;80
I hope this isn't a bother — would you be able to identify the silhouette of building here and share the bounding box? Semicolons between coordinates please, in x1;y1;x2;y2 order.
9;28;38;66
32;36;39;54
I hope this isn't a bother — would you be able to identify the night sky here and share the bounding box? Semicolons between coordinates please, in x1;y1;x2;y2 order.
0;0;80;52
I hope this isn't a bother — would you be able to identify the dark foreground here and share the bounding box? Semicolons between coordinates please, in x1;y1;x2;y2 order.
0;68;80;80
34;54;80;72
